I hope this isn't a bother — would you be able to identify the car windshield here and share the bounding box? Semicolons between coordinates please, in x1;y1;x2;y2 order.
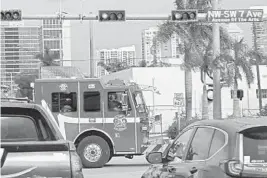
243;127;267;165
132;91;147;113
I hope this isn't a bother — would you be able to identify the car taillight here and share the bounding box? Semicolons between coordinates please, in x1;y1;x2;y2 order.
69;142;84;178
221;159;242;177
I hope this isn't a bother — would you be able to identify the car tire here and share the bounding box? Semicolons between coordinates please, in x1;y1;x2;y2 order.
77;136;110;168
107;155;112;163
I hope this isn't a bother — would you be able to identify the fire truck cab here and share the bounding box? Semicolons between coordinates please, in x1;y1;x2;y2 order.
34;78;150;168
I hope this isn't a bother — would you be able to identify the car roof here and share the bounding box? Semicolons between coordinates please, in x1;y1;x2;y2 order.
189;117;267;134
1;100;40;109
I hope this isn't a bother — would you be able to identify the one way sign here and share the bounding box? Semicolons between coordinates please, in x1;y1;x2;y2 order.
207;9;264;23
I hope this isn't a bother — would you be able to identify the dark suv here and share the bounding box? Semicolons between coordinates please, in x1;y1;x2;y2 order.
142;118;267;178
1;98;84;178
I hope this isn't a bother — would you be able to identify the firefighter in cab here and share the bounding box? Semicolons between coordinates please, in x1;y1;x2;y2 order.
108;93;122;111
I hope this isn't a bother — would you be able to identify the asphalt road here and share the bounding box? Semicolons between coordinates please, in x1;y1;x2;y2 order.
83;155;149;178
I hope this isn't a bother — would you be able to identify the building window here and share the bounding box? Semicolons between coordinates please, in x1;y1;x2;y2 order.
84;92;101;112
256;89;267;98
51;92;77;112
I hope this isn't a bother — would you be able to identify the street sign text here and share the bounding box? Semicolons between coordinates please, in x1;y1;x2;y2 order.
207;9;264;23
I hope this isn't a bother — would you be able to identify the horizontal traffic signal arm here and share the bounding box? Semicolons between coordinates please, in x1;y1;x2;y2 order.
10;13;207;21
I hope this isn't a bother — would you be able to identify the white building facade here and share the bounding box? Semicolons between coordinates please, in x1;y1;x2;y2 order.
96;45;137;77
141;27;182;65
101;67;267;132
41;19;71;66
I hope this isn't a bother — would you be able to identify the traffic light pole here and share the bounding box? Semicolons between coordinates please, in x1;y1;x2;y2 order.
253;22;263;115
89;12;94;78
212;0;222;120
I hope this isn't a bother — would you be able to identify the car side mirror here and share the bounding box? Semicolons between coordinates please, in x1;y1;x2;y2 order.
146;152;163;164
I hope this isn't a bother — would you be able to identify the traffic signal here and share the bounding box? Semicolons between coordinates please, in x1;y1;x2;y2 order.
154;114;162;122
207;88;213;102
237;90;244;100
98;10;125;22
1;10;22;21
231;89;244;100
171;10;198;22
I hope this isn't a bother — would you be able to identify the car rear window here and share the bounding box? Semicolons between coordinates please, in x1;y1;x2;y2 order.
1;116;39;142
243;127;267;164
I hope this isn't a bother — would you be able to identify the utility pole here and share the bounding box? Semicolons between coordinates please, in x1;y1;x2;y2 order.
152;77;155;132
253;22;263;115
212;0;222;119
89;12;94;78
59;0;63;66
59;31;63;66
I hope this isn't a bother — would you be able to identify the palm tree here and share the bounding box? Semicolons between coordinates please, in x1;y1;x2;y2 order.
247;48;267;116
153;0;232;120
218;38;254;118
97;61;130;73
35;48;60;66
14;48;59;100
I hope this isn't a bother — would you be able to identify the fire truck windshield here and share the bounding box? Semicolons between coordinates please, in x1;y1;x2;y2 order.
133;91;146;113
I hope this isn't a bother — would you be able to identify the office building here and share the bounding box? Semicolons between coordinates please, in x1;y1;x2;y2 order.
41;19;71;66
0;22;42;93
141;27;182;65
250;6;267;54
96;45;136;77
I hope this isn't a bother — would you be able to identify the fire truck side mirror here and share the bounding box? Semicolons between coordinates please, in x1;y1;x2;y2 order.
121;93;129;111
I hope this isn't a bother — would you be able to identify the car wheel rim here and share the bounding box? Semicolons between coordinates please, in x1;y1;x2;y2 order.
84;143;102;162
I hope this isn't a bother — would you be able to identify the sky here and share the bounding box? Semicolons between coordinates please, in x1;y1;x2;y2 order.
1;0;267;73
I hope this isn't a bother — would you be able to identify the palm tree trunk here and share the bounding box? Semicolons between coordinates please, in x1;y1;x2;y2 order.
202;71;209;120
184;50;193;121
232;80;241;118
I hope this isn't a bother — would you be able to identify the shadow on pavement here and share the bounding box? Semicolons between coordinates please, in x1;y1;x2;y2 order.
104;163;149;167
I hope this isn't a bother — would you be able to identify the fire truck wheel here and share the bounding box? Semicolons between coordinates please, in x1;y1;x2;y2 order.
77;136;110;168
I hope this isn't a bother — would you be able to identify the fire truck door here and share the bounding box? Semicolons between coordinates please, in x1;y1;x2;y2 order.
79;82;104;132
43;81;79;141
104;90;136;153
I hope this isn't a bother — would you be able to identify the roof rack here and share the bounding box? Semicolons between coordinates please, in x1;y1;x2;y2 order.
1;97;32;103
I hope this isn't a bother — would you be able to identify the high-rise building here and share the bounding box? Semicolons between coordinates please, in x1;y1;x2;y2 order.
250;6;267;54
0;22;42;93
41;19;71;66
141;27;181;65
96;45;136;77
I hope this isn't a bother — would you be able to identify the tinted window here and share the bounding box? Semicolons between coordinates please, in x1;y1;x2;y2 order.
186;127;214;161
168;128;194;158
51;92;77;112
84;91;101;112
243;127;267;164
208;130;226;157
1;116;39;142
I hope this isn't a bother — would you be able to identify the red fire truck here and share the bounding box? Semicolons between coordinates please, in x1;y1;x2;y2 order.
34;78;151;168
